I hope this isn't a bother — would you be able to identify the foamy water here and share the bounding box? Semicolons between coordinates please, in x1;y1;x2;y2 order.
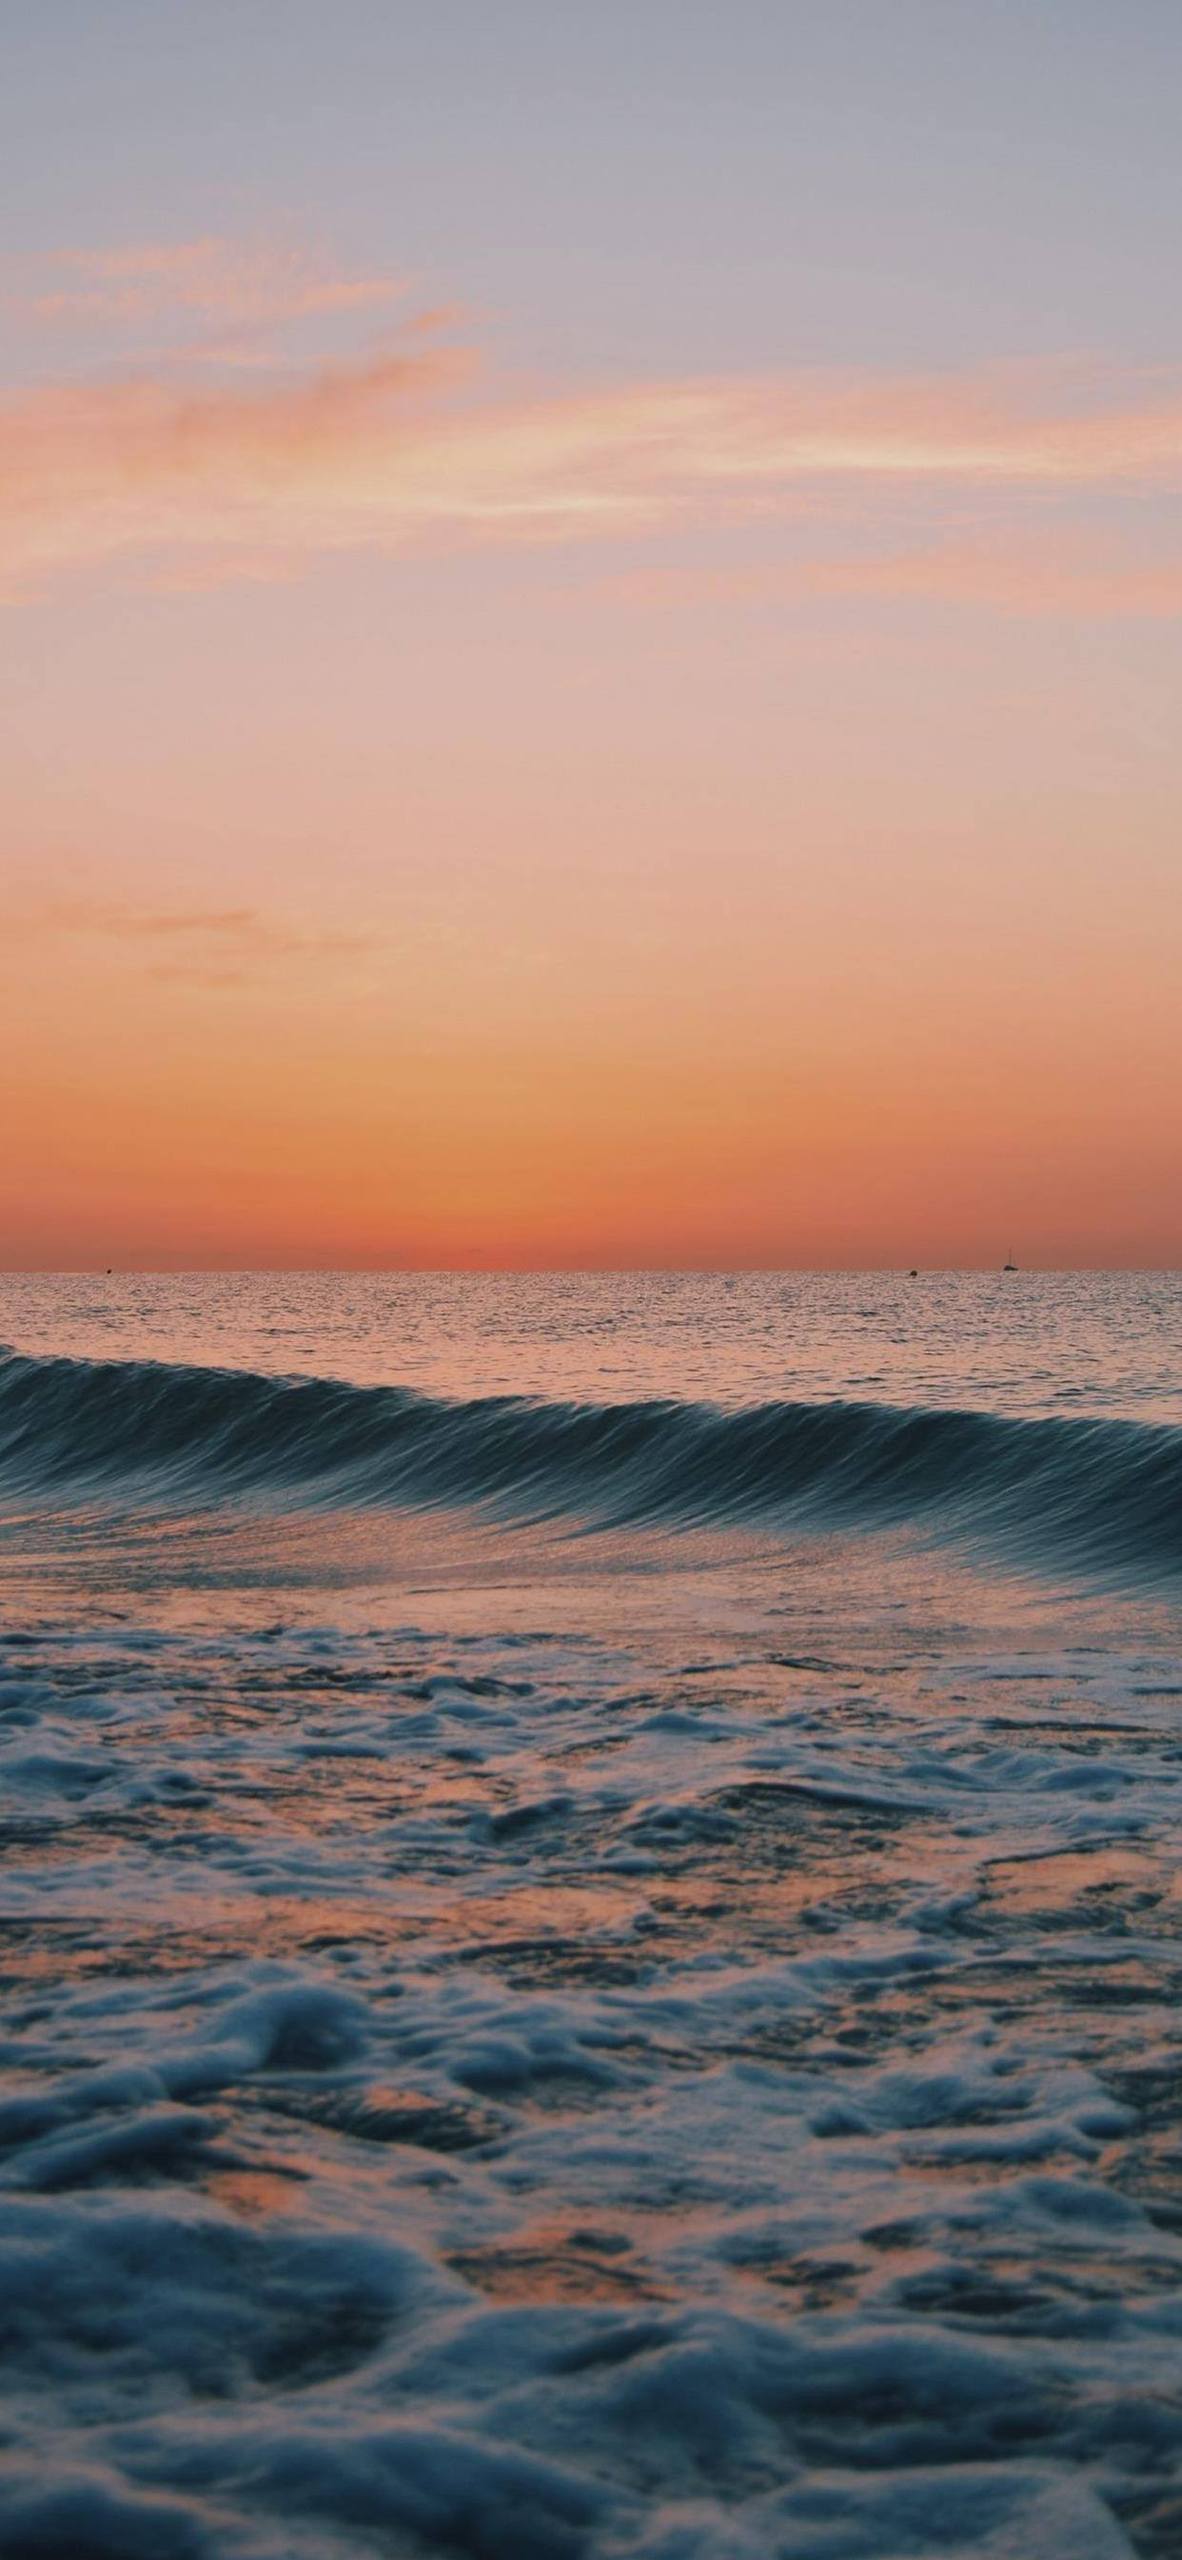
1;1275;1180;2558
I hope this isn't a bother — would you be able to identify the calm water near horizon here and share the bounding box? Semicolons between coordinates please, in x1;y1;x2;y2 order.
2;1266;1181;1420
2;1274;1181;2558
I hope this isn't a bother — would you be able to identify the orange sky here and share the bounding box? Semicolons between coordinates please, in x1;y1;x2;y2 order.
3;13;1181;1266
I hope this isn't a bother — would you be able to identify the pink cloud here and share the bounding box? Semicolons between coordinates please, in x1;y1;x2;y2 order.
25;235;408;333
1;324;1180;598
13;900;372;985
601;532;1182;620
816;536;1182;618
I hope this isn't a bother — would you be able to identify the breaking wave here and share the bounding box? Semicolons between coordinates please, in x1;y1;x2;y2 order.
0;1344;1179;1583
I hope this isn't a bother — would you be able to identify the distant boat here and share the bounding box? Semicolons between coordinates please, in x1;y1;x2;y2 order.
1003;1250;1018;1272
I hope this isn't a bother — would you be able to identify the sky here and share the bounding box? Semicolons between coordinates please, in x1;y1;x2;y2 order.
2;1;1180;1268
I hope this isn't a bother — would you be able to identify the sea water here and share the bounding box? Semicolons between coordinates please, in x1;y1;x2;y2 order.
1;1272;1180;2558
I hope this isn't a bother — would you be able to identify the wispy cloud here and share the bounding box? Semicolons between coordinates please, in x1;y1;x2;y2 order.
17;900;372;987
0;339;472;587
823;535;1182;618
2;296;1180;599
23;235;407;335
601;530;1182;620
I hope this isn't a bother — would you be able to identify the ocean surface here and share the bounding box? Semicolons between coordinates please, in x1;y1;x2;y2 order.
2;1271;1181;2560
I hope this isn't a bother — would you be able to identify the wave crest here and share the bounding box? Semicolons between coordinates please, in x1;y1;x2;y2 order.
0;1345;1178;1582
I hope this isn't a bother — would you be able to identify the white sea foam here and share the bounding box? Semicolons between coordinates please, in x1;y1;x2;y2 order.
3;1541;1182;2557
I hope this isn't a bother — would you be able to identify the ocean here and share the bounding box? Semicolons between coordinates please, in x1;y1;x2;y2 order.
2;1271;1181;2559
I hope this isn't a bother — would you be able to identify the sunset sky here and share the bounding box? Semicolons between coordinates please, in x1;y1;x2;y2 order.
3;2;1180;1267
